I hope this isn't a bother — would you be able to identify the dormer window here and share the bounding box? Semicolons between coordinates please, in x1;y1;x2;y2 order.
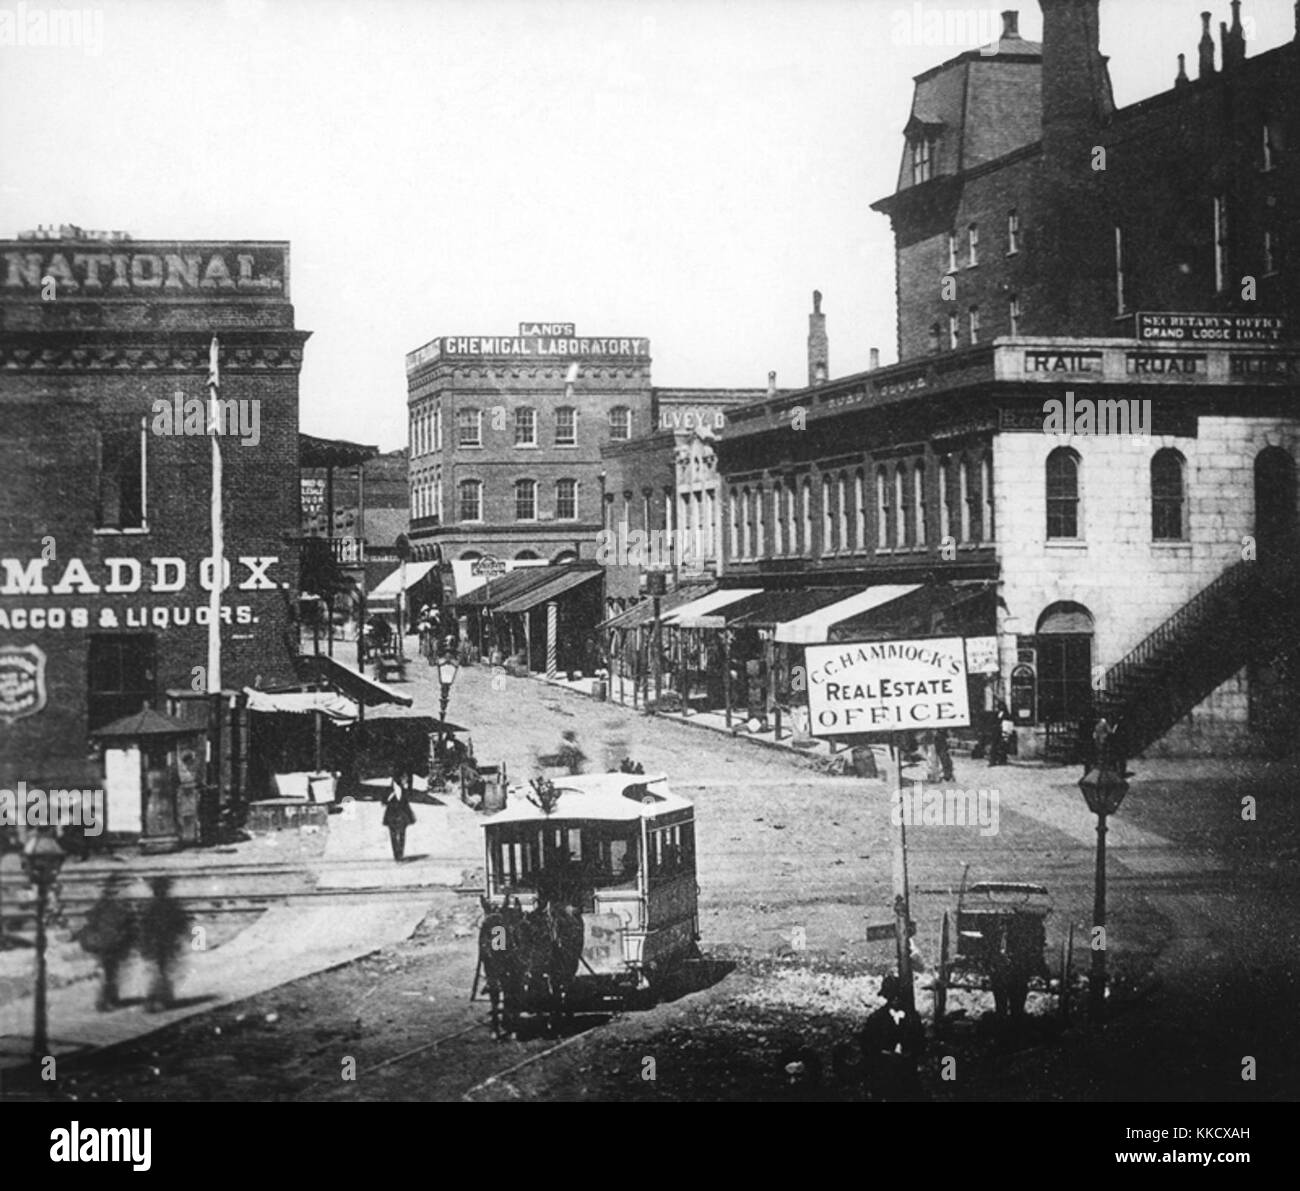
910;135;934;185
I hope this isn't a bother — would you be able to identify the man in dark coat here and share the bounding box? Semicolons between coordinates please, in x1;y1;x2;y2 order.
382;769;416;861
139;876;189;1013
77;874;135;1011
858;973;927;1101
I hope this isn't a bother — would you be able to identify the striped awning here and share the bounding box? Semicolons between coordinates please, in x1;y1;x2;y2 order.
774;585;923;644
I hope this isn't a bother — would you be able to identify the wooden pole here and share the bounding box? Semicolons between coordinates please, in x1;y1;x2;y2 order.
892;733;916;1012
723;630;732;728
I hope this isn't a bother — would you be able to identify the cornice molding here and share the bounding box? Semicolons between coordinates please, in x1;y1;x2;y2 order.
0;332;309;373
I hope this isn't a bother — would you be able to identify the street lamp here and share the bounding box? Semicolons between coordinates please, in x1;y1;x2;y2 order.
436;653;461;751
1078;761;1130;1020
22;832;66;1060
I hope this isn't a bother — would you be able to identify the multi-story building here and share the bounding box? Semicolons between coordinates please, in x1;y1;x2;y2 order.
708;2;1300;758
404;324;653;565
0;228;309;804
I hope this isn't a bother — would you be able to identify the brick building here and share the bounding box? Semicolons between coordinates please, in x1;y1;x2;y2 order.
707;1;1300;758
404;324;653;565
0;229;309;802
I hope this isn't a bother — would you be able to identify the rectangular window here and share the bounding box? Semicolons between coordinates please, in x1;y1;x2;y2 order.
87;634;157;731
948;312;959;350
1007;208;1019;255
822;476;833;554
556;478;577;520
1008;294;1020;335
982;456;994;542
947;231;958;273
514;406;537;446
457;407;482;447
555;406;576;445
877;470;890;548
969;306;980;344
96;420;147;531
968;223;979;267
1263;121;1275;172
929;322;940;353
1264;229;1277;276
911;137;933;185
458;480;482;522
435;407;443;450
515;480;537;521
1214;196;1228;294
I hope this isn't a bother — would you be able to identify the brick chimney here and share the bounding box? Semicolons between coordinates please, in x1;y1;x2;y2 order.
1175;51;1189;87
808;290;828;387
767;370;777;397
869;348;881;370
1001;10;1019;39
1222;0;1246;70
1199;11;1216;77
1040;0;1114;151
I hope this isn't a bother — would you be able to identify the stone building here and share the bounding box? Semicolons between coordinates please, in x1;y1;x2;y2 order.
0;228;309;808
711;2;1300;758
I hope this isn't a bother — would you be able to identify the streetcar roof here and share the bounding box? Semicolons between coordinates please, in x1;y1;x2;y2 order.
481;773;693;827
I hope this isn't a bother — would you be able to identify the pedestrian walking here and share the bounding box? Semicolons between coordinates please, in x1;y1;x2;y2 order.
1077;705;1099;776
383;769;416;861
934;728;954;782
76;873;135;1012
858;973;927;1101
1093;713;1114;770
556;729;586;776
139;876;189;1013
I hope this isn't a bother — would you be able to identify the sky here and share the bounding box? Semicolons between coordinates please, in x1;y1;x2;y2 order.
1;0;1294;450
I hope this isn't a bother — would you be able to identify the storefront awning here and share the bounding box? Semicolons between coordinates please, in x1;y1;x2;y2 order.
663;588;762;629
598;583;716;632
495;568;602;614
724;587;863;632
370;560;440;600
295;654;414;708
828;582;997;642
449;558;549;601
243;688;360;721
453;565;556;609
774;585;923;644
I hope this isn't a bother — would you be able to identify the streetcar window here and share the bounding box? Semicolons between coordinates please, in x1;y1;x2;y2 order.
647;820;694;883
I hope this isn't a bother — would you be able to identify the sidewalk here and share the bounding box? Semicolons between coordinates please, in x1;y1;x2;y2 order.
314;786;484;890
0;894;432;1074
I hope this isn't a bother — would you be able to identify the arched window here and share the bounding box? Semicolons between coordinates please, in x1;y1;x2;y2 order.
515;550;541;561
514;478;537;521
1046;448;1081;539
609;406;632;440
1151;450;1186;540
895;463;908;546
822;475;834;554
457;479;482;522
855;468;866;551
877;466;890;548
801;479;813;553
913;462;926;546
756;486;766;557
457;407;482;447
1255;446;1298;546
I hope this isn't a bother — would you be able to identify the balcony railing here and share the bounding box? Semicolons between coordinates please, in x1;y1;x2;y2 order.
294;535;366;565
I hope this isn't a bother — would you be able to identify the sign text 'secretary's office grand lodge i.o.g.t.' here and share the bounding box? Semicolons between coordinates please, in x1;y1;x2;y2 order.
0;228;310;832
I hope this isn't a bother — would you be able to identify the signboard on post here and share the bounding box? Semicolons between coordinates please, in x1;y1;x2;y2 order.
803;636;971;736
964;636;1000;675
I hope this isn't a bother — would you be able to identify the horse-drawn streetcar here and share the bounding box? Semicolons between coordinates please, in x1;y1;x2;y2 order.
474;773;700;1035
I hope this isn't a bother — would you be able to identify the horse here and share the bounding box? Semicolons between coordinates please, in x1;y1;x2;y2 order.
476;895;585;1039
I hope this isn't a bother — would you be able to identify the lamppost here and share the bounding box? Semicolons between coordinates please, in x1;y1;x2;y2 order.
1078;761;1130;1020
436;653;461;753
22;832;66;1060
